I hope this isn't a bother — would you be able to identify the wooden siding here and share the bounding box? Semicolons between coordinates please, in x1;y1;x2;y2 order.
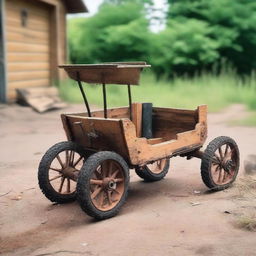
6;0;51;99
4;0;69;101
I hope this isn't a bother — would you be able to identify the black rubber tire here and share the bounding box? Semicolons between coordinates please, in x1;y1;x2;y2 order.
201;136;240;191
38;141;86;204
76;151;130;220
135;159;170;182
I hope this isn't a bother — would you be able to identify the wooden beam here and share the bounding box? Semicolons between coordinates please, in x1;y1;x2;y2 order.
132;103;142;137
0;0;7;102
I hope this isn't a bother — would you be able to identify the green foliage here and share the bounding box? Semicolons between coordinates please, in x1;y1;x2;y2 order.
167;0;256;74
68;0;256;77
149;19;219;77
69;2;150;64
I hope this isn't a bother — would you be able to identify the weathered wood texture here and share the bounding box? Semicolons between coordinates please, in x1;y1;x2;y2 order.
63;116;130;162
122;105;208;165
5;0;67;101
61;105;208;166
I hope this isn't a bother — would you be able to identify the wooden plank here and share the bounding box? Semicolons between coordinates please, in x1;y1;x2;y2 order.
132;103;142;137
64;116;130;161
6;20;49;33
8;79;50;89
67;107;130;119
7;62;50;72
121;118;204;166
7;53;49;62
7;31;48;44
7;42;49;53
0;0;6;102
6;0;50;19
7;26;49;38
8;71;49;82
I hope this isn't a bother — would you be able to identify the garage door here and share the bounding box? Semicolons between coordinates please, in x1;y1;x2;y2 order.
6;0;51;100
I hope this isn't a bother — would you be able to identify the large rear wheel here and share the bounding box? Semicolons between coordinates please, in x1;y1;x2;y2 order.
77;151;129;220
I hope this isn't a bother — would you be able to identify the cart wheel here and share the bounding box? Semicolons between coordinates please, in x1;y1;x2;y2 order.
201;136;240;190
38;141;86;204
76;151;129;220
135;159;170;182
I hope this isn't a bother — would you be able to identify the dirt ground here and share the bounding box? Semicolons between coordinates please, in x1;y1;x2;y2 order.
0;103;256;256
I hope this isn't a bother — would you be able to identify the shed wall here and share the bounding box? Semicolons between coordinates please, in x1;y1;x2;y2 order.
4;0;68;101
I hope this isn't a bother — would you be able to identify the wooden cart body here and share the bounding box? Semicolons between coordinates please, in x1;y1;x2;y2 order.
61;104;207;166
38;62;239;220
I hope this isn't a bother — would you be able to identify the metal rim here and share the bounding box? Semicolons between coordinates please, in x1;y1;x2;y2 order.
48;150;84;195
210;143;239;185
89;160;125;211
147;159;167;174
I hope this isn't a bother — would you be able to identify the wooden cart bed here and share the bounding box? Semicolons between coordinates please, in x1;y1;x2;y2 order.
61;104;207;166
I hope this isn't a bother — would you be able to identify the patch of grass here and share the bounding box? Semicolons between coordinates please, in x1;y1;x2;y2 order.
58;71;256;113
230;112;256;127
237;214;256;232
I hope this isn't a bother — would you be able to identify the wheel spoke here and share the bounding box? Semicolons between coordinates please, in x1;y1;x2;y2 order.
59;177;65;192
65;150;69;167
107;190;112;205
111;169;119;179
219;147;224;160
214;165;220;172
222;171;227;183
91;186;102;199
108;161;114;177
50;167;62;172
101;162;109;178
90;179;103;185
224;144;229;158
49;174;62;181
56;155;65;169
98;190;105;207
112;189;120;195
113;178;124;183
214;154;221;163
226;148;235;159
217;167;223;183
69;151;75;166
73;156;83;167
67;178;71;193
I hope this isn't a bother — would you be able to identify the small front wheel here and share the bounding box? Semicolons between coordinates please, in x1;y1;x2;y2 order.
76;151;129;220
201;136;240;190
38;141;86;203
135;159;170;182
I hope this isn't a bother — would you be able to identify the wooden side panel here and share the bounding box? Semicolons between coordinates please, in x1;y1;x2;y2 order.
5;0;51;99
64;116;130;161
132;103;142;137
66;107;130;119
122;105;207;165
152;107;198;140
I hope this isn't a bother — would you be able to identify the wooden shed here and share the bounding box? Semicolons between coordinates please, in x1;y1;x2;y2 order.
0;0;87;102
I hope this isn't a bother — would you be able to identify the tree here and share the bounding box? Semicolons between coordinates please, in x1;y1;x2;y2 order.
68;2;150;64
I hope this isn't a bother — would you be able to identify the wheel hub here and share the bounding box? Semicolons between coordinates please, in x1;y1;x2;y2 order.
102;178;117;190
223;159;234;172
62;166;78;181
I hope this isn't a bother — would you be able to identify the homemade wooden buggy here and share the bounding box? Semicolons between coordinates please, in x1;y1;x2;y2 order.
38;62;240;220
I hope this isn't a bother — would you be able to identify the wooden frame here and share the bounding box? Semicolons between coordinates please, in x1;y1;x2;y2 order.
0;0;7;102
61;105;207;166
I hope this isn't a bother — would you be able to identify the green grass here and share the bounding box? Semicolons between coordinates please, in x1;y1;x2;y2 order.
230;112;256;126
59;70;256;113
